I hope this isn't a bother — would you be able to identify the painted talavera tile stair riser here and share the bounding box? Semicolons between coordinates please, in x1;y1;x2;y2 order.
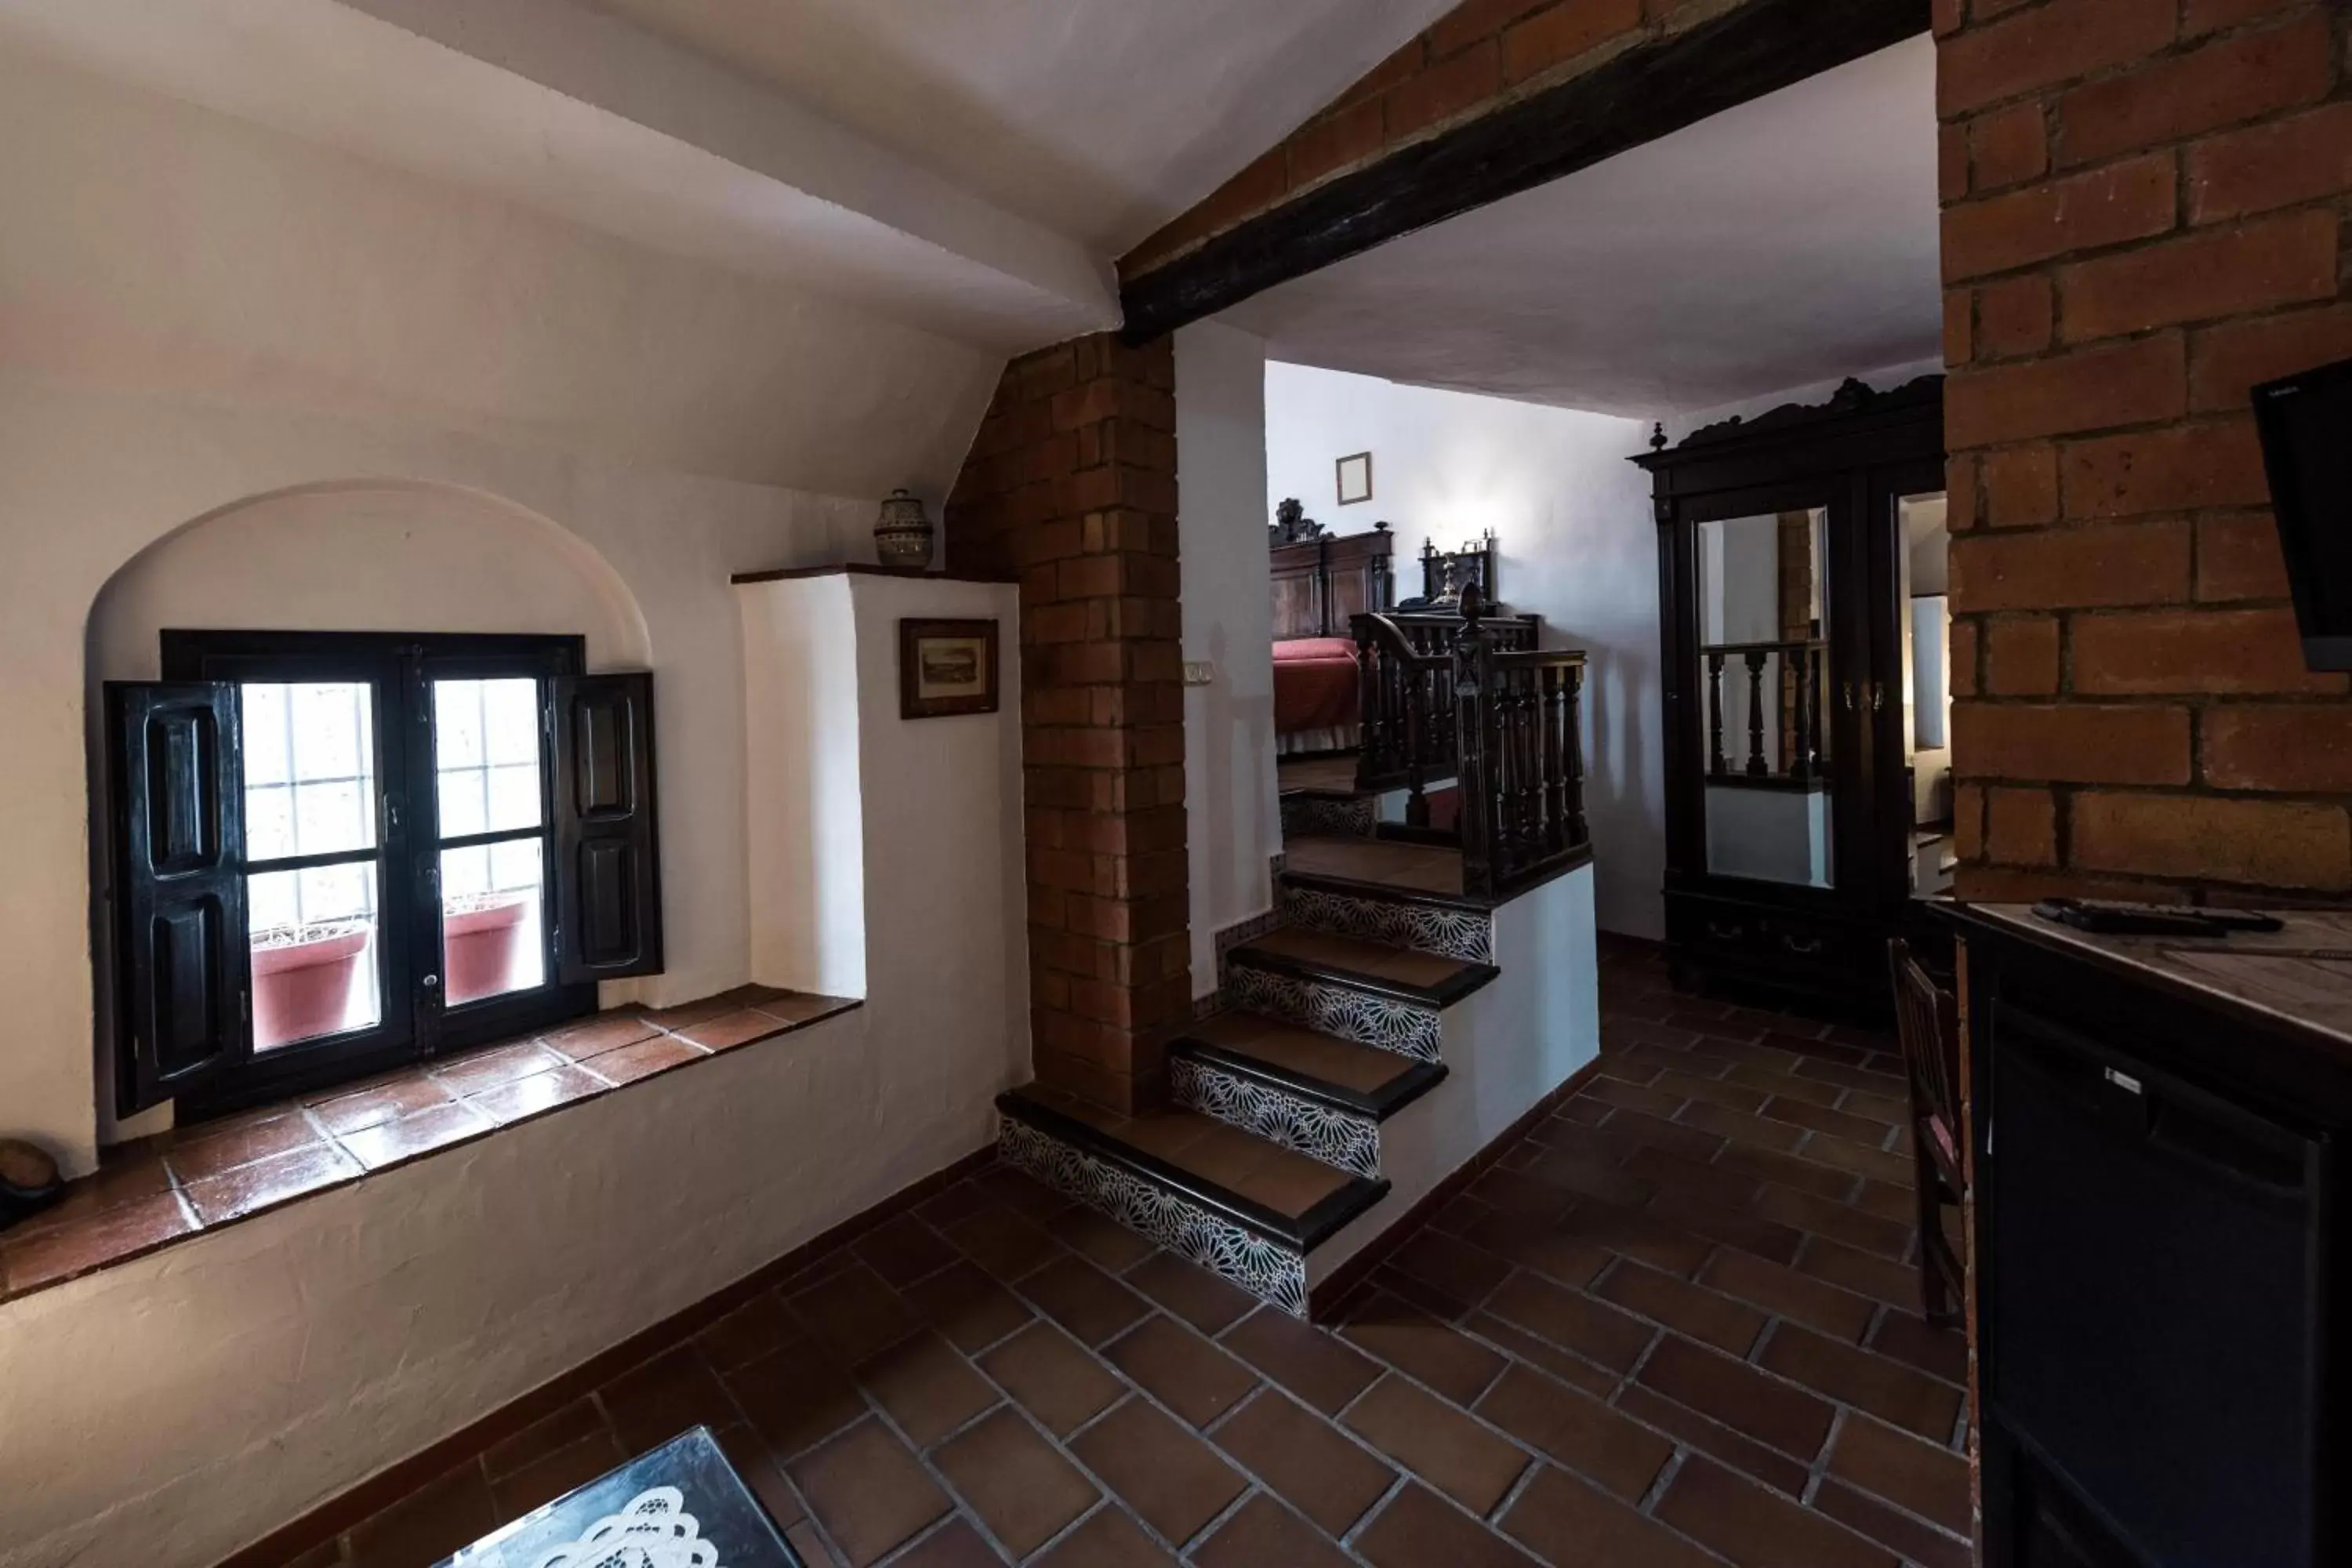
1279;795;1376;839
998;1117;1310;1316
1225;966;1442;1063
1168;1058;1381;1179
1279;884;1494;964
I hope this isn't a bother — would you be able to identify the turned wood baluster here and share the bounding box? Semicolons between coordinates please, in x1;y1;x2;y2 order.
1455;601;1495;897
1542;669;1566;854
1404;661;1430;828
1744;651;1769;777
1790;644;1815;782
1565;663;1588;845
1707;651;1726;776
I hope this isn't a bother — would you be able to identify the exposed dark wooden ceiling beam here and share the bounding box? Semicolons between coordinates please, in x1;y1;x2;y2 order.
1119;0;1932;344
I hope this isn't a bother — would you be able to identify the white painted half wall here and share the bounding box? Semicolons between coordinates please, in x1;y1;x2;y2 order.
1176;323;1279;991
0;49;1008;1171
1264;364;1665;938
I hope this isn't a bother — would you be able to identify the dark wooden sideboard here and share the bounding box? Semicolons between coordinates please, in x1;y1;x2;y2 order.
1944;903;2350;1568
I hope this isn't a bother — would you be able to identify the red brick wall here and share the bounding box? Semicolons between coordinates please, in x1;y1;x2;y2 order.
1120;0;1759;278
946;334;1192;1112
1940;0;2352;902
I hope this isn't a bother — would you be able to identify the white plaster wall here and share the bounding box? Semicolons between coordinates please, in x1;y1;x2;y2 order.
0;53;1011;1172
1305;864;1599;1286
1263;364;1665;938
1176;324;1280;992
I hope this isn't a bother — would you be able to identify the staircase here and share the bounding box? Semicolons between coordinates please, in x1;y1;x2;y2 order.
996;828;1503;1319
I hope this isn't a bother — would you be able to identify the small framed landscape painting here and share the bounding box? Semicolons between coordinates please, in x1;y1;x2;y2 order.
899;618;1000;718
1336;450;1374;506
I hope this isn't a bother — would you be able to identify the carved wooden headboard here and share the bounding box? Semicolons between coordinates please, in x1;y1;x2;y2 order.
1405;532;1500;609
1270;515;1393;640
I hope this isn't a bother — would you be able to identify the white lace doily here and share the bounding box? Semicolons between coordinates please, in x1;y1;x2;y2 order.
525;1486;723;1568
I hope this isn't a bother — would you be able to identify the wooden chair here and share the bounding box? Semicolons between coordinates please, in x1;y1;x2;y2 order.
1888;938;1965;1327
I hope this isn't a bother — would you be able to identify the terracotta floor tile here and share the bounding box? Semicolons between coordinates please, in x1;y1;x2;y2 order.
851;1214;960;1290
183;1142;362;1225
1069;1396;1247;1547
1748;1181;1914;1259
1210;1388;1395;1537
165;1111;323;1185
1044;1205;1156;1272
1020;1254;1150;1347
1102;1314;1257;1428
789;1260;921;1363
725;1338;868;1460
711;1423;808;1530
882;1517;1002;1568
978;1322;1124;1437
1032;1504;1176;1566
336;1100;494;1171
1699;1247;1877;1341
345;1461;498;1568
429;1040;571;1099
1382;1228;1513;1311
1758;1323;1962;1442
668;1007;786;1051
1813;1478;1976;1568
489;1428;628;1522
310;1073;453;1137
1341;1374;1530;1516
1461;1312;1622;1399
1594;1257;1767;1356
1827;1412;1973;1535
1795;1131;1918;1188
598;1344;740;1452
1551;1198;1714;1277
1474;1363;1672;1502
583;1034;710;1087
1867;1309;1968;1385
1611;1381;1813;1496
1191;1493;1352;1568
466;1064;607;1127
1339;1290;1511;1404
785;1517;841;1566
696;1289;800;1374
1635;1335;1835;1461
481;1397;610;1479
538;1008;660;1061
1221;1305;1381;1415
1621;1144;1765;1211
788;1418;952;1567
931;1406;1098;1556
855;1332;997;1447
1123;1250;1256;1335
1799;1233;1929;1308
903;1259;1036;1355
938;1205;1065;1283
1655;1457;1897;1568
1499;1464;1721;1568
975;1166;1076;1221
0;1190;195;1294
1454;1208;1613;1289
1482;1271;1654;1374
1718;1143;1864;1203
1352;1483;1537;1568
1648;1187;1806;1265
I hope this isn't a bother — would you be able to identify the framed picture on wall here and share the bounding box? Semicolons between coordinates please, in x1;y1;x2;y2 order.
899;618;1000;718
1335;451;1374;506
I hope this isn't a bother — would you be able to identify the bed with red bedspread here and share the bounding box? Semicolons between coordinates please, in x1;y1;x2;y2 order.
1273;637;1359;736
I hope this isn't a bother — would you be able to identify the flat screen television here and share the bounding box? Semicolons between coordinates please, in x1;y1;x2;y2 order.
2255;354;2352;671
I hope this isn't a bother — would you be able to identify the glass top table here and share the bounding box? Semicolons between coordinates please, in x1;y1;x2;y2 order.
435;1427;804;1567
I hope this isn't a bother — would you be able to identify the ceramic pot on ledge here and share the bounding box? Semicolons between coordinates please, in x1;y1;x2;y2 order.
875;488;935;569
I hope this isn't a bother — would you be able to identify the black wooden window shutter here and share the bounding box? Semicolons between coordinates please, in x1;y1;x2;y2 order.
106;682;252;1115
552;672;663;982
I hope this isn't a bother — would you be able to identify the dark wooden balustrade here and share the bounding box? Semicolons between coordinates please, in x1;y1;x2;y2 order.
1453;591;1591;899
1352;608;1537;825
1701;638;1825;784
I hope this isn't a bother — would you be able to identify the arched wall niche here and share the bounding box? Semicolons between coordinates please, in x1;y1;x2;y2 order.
87;480;651;681
82;480;654;1142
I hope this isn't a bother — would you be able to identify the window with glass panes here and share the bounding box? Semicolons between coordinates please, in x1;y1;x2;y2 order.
116;630;660;1117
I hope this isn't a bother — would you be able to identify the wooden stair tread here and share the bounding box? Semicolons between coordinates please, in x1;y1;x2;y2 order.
1231;926;1498;1005
1002;1088;1373;1236
1182;1012;1422;1097
1283;834;1467;898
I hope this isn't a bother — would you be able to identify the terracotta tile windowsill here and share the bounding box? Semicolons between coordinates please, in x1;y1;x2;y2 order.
0;986;860;1308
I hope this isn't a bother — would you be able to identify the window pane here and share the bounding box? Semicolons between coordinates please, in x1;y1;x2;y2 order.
241;681;377;862
249;864;381;1051
243;684;290;786
441;840;545;1005
434;678;543;838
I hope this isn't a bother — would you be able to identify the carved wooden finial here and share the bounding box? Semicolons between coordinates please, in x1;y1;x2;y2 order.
1650;422;1668;452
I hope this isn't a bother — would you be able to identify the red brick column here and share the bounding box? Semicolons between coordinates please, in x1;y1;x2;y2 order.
947;335;1190;1113
1939;0;2352;901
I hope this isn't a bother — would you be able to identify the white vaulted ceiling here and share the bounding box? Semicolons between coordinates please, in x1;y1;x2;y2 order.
1225;35;1944;416
594;0;1460;251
